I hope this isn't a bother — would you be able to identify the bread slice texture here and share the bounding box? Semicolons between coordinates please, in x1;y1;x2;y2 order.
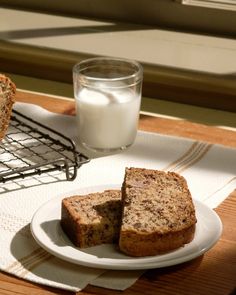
0;74;16;140
119;168;197;257
61;190;122;248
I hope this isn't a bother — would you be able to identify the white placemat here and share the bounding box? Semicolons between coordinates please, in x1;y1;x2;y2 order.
0;102;235;292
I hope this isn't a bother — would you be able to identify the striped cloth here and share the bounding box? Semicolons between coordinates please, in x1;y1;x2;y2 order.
0;102;235;292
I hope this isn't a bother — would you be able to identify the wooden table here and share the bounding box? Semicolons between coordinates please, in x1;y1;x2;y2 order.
1;90;235;295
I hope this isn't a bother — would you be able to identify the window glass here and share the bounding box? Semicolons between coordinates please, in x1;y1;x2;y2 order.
179;0;236;11
0;0;236;36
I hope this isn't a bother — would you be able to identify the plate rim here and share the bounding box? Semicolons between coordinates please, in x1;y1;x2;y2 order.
30;184;223;270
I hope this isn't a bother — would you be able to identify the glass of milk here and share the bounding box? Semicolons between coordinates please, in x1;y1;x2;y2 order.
73;57;143;152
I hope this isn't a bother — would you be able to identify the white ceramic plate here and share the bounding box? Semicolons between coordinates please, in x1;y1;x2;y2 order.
31;184;222;270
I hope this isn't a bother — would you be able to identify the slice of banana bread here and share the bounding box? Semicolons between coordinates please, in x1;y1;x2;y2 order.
61;190;122;248
0;74;16;140
119;168;197;256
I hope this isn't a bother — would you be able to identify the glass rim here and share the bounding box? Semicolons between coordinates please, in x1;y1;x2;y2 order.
73;57;143;83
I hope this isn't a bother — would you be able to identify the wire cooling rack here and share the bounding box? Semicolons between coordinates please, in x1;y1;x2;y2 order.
0;110;89;183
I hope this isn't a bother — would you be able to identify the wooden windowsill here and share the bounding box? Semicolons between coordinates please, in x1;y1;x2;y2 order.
1;7;236;111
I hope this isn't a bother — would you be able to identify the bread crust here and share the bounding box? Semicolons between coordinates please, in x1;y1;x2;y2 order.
119;168;197;256
0;74;16;140
119;224;196;257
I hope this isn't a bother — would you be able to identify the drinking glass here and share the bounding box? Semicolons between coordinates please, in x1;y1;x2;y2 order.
73;57;143;152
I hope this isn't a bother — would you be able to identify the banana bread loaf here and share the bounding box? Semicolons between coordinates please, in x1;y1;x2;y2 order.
0;74;16;140
119;168;197;256
61;190;122;248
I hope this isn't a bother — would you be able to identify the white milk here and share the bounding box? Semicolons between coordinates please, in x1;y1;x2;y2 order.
75;86;141;151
